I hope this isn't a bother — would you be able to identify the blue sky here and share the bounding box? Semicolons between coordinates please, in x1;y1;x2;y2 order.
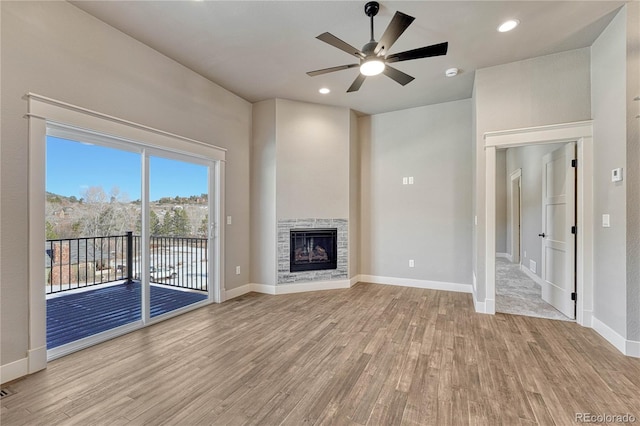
46;136;208;201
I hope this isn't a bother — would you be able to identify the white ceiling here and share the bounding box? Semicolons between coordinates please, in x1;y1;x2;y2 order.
71;1;624;115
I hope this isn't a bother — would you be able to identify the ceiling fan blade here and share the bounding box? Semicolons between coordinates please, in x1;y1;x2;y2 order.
307;64;359;77
347;74;366;92
317;32;364;58
383;65;415;86
386;42;448;63
374;11;415;55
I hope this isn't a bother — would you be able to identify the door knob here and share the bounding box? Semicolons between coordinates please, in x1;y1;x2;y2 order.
538;233;546;238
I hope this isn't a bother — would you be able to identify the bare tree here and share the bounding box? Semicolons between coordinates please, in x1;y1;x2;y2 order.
79;186;136;237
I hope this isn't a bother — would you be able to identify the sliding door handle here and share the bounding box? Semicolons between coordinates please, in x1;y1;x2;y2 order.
538;233;546;238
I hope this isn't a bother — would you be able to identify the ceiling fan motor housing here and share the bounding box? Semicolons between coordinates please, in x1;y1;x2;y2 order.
361;41;378;56
364;1;380;18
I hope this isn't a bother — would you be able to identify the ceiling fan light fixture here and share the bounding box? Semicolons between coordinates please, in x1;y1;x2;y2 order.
498;19;520;32
360;58;385;76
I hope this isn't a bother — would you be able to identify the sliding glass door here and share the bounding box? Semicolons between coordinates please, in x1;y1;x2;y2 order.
147;155;211;318
45;135;143;350
45;127;215;357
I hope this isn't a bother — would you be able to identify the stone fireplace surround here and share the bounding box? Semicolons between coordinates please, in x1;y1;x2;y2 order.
277;218;347;284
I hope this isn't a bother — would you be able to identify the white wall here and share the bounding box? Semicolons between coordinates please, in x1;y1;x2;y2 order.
473;48;592;301
587;3;640;347
250;99;356;285
250;100;277;286
1;1;251;371
360;99;473;286
275;99;350;220
591;6;627;337
349;111;361;278
625;3;640;343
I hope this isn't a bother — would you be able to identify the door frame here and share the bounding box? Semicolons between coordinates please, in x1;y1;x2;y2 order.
483;121;593;327
508;169;522;264
27;93;226;370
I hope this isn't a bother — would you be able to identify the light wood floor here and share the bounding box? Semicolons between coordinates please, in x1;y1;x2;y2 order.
2;283;640;425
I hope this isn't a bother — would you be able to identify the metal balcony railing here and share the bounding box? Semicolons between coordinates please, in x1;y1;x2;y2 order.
46;232;208;294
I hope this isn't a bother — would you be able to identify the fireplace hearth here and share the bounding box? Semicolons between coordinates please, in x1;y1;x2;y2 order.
290;228;337;272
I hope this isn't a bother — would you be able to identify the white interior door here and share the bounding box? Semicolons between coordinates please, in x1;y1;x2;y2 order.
541;143;576;319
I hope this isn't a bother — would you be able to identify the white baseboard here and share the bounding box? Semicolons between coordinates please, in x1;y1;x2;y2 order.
224;283;254;300
471;287;495;314
229;275;470;298
274;279;351;294
1;357;28;384
496;252;509;259
28;345;47;374
226;280;353;299
505;253;513;262
627;340;640;358
592;317;626;354
485;298;495;314
520;264;551;302
520;264;546;288
0;344;47;384
579;309;593;328
592;316;640;358
359;275;471;294
251;283;277;295
472;288;486;313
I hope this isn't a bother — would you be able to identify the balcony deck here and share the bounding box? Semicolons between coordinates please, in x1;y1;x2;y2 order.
47;281;207;349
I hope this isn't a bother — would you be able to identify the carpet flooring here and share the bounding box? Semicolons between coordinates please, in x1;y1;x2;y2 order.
495;257;571;321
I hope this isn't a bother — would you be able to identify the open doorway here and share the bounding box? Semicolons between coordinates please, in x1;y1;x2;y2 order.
495;143;574;321
483;121;594;327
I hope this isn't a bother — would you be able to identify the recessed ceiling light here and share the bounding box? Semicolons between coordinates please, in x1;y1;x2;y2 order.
319;88;330;94
498;19;520;33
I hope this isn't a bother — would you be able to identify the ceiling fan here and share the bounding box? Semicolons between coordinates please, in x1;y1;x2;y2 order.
307;1;448;93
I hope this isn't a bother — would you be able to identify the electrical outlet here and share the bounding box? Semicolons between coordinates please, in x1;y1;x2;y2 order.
408;176;414;184
227;215;232;225
235;266;241;275
409;259;415;268
524;251;527;258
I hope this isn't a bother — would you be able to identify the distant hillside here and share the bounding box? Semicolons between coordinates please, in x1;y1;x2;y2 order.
46;192;80;203
46;191;207;205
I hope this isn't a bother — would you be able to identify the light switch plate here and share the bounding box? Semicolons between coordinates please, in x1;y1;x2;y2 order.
408;177;414;184
602;214;610;227
226;215;232;225
402;177;408;185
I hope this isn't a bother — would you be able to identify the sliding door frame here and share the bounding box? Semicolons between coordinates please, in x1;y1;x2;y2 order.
27;93;225;368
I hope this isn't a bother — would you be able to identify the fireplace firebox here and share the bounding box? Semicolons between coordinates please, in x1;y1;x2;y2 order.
290;228;337;272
